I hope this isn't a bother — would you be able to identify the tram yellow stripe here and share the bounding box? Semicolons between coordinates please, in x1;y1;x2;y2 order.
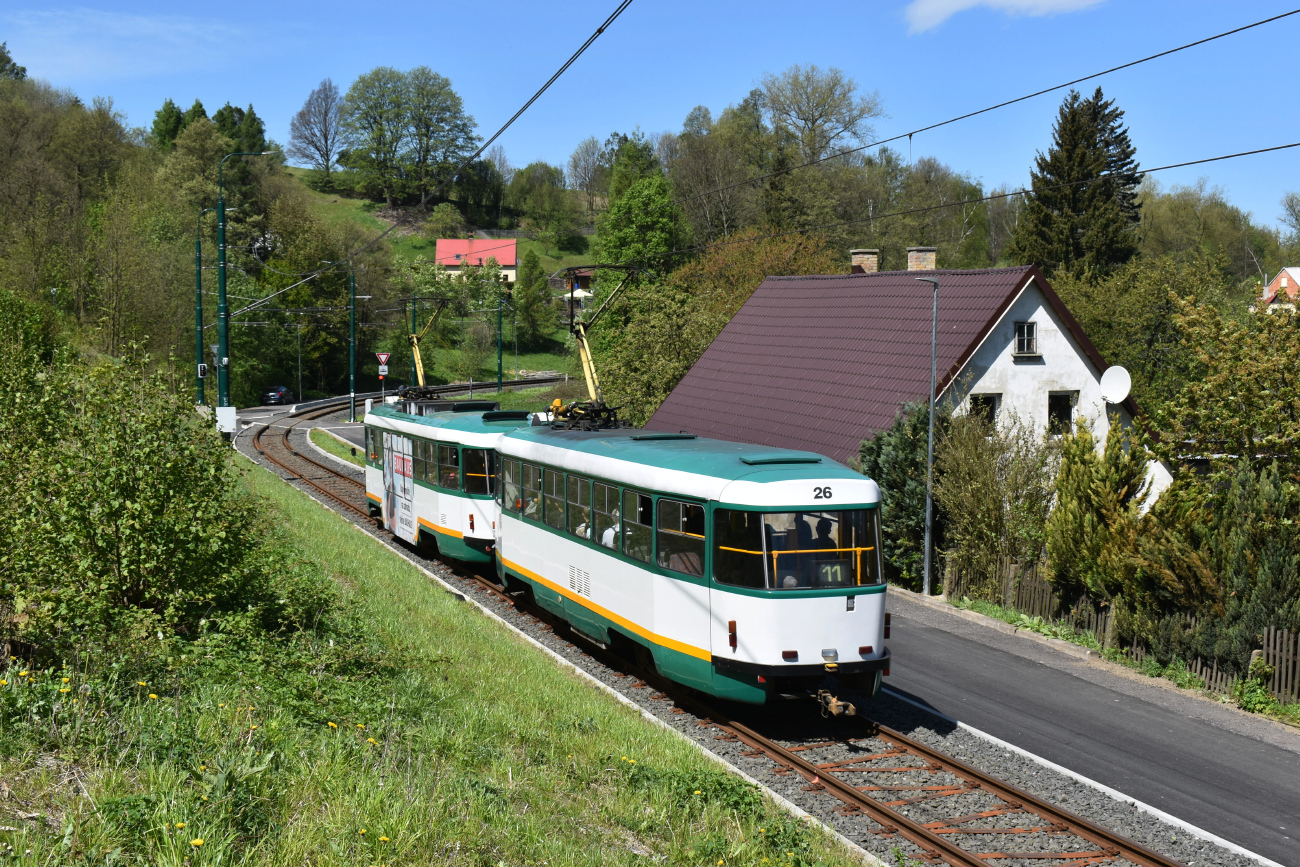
501;556;712;662
418;516;464;539
366;492;382;503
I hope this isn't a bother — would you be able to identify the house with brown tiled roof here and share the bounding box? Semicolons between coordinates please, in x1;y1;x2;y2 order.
645;247;1173;500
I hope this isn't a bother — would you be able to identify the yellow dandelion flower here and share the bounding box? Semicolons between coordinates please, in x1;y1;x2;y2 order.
367;737;377;744
219;703;226;708
630;759;635;763
59;688;70;693
694;790;701;795
1;680;7;686
148;694;158;700
19;671;28;677
327;721;337;728
61;677;70;683
136;681;145;686
175;823;185;829
250;725;258;730
356;723;365;729
379;836;390;842
359;828;367;835
191;839;203;847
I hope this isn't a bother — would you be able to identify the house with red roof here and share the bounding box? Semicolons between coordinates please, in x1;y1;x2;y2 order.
1258;267;1300;308
434;238;517;283
645;246;1172;501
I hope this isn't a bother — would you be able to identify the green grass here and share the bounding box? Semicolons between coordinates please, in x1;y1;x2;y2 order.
309;428;363;467
950;596;1102;650
0;457;859;867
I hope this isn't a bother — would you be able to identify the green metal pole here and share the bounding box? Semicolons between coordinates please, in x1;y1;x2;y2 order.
216;173;229;409
195;211;205;406
497;298;503;392
216;151;272;414
349;267;357;422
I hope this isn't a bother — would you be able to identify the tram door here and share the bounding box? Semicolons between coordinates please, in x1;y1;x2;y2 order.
383;431;418;544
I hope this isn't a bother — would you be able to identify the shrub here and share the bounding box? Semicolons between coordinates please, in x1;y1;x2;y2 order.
859;402;951;590
935;411;1057;600
0;346;326;665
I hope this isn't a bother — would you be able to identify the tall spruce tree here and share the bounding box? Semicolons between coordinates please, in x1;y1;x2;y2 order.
151;98;184;151
1009;87;1142;278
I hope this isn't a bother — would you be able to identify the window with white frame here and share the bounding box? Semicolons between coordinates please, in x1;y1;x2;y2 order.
1014;321;1038;355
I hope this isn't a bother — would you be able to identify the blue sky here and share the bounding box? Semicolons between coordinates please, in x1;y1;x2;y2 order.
4;0;1298;231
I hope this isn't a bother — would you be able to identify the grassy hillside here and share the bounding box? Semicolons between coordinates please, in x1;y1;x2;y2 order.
284;168;594;273
0;458;860;865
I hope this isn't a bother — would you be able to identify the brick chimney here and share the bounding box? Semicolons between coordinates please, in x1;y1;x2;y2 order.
849;249;879;274
907;247;937;271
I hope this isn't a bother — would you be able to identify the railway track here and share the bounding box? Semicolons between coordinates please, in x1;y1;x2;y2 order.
246;376;566;518
244;396;1192;867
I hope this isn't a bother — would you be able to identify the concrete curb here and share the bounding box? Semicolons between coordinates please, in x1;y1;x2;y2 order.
889;586;1102;661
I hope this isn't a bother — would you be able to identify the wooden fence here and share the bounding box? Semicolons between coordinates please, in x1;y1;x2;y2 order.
943;557;1113;646
1264;626;1300;703
942;559;1298;702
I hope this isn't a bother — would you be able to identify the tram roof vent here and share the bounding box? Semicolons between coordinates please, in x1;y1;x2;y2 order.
482;410;531;422
739;454;822;466
630;433;697;441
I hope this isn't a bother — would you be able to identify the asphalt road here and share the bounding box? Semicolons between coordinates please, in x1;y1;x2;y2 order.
885;594;1300;865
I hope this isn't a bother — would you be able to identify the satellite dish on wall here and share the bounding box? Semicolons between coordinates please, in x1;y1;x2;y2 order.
1100;366;1131;404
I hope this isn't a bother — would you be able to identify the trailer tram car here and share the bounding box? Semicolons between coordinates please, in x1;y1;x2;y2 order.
493;426;890;706
363;400;532;563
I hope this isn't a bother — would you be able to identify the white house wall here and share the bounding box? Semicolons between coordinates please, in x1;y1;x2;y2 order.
944;279;1173;505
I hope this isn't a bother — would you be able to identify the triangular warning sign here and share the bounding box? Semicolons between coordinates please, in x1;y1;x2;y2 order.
375;352;391;365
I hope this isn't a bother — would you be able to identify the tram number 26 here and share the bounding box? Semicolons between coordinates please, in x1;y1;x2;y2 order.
812;486;832;500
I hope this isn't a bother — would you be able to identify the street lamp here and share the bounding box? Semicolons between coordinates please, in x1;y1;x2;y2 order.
216;150;274;428
915;276;940;597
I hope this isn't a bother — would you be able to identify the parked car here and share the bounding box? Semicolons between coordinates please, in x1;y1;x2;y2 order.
260;385;295;406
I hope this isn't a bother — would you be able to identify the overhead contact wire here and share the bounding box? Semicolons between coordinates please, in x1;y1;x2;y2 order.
666;8;1300;212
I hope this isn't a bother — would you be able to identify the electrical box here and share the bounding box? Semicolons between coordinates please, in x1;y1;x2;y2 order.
215;406;237;433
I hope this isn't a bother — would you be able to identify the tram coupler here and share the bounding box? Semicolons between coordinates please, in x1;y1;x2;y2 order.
816;690;857;717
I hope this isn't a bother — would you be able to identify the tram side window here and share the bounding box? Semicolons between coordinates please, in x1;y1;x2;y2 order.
437;444;459;490
622;489;653;563
566;475;592;540
500;459;520;510
412;438;426;481
543;469;566;530
713;509;766;588
425;441;438;483
521;464;542;519
657;499;706;578
594;483;620;551
463;448;493;495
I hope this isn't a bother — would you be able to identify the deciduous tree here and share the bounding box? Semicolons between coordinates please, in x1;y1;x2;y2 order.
342;67;408;208
405;66;477;201
760;64;883;165
288;78;345;179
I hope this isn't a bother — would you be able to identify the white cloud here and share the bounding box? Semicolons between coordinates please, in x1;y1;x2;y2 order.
1;6;249;81
905;0;1104;33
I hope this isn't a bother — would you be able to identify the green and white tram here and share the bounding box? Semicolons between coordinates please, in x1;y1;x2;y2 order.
363;401;531;563
494;426;889;705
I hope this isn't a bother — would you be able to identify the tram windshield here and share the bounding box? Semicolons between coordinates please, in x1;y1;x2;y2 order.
714;508;882;590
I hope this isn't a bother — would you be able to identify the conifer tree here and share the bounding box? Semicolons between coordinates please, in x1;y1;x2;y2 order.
1009;87;1142;278
150;98;184;151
